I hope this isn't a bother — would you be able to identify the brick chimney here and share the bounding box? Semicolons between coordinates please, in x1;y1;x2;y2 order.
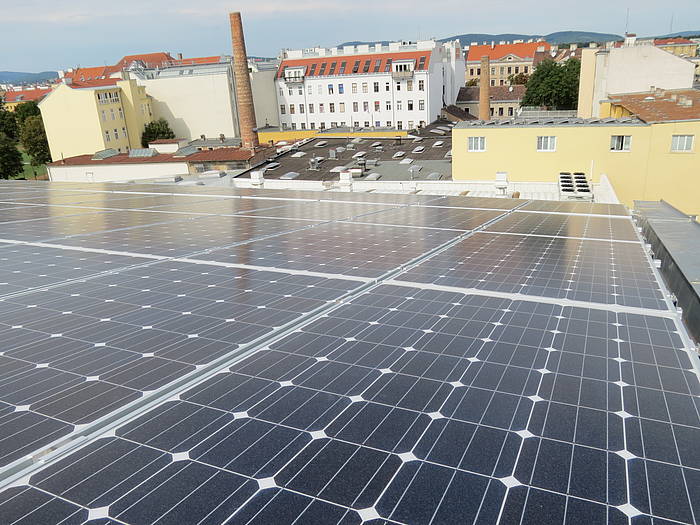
229;12;259;150
479;56;490;121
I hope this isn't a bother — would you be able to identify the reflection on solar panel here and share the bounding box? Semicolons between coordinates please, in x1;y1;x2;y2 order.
0;181;697;525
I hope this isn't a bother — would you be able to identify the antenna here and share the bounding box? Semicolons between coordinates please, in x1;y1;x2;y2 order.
669;13;674;35
625;8;630;34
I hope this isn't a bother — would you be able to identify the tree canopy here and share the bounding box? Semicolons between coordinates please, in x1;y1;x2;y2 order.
20;115;51;166
141;118;175;147
0;110;19;142
521;58;581;110
0;132;23;179
14;101;41;127
508;72;529;86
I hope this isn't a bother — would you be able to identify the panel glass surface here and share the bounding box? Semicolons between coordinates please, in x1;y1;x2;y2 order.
397;232;668;310
485;212;639;241
352;206;506;231
4;285;696;524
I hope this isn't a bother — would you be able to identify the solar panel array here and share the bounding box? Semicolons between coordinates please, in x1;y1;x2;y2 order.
0;181;697;525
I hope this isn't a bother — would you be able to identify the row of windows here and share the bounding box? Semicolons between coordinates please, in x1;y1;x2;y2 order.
280;99;425;115
280;120;426;131
96;91;120;104
101;108;124;122
467;134;696;153
104;127;127;142
281;79;425;97
469;65;529;76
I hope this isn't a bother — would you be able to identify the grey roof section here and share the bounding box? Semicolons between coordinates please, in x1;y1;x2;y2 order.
188;137;242;148
634;200;700;343
455;116;645;128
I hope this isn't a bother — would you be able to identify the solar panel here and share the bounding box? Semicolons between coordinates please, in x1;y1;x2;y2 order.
0;181;696;525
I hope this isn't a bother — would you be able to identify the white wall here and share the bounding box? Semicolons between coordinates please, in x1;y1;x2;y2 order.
48;162;189;182
589;46;695;117
137;69;239;140
251;69;280;128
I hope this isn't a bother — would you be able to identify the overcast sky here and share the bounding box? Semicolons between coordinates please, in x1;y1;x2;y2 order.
3;0;700;72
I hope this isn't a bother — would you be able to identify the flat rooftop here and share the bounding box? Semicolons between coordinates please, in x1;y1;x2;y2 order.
0;181;696;525
456;116;645;128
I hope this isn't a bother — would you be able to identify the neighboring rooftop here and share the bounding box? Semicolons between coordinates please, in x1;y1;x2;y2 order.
607;89;700;122
466;41;550;61
277;50;432;79
456;116;644;127
2;87;52;104
457;85;526;103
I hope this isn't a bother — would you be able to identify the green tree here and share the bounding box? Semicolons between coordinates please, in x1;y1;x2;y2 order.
20;115;51;165
465;78;478;87
141;118;175;147
0;132;23;179
0;110;18;141
14;101;41;128
508;72;529;86
521;58;581;110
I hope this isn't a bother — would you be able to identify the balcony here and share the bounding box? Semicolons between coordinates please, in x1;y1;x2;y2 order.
391;69;414;80
283;74;304;83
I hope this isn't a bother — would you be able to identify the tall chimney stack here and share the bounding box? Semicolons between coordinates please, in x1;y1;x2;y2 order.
229;12;259;150
479;56;491;121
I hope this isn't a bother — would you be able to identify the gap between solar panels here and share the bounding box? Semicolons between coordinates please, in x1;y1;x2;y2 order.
0;198;524;491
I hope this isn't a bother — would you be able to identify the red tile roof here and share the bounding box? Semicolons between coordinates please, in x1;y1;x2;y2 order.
608;89;700;122
466;41;550;62
654;38;694;45
3;88;52;104
69;78;119;89
172;56;225;66
277;51;432;79
115;52;175;70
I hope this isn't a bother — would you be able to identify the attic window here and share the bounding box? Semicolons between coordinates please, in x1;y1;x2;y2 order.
352;60;360;73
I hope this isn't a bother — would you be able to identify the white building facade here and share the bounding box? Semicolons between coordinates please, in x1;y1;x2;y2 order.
275;40;465;131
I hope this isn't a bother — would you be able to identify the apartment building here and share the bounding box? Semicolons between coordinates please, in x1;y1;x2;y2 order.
2;87;53;111
653;38;698;58
456;85;526;119
40;78;153;161
465;41;550;86
275;40;465;132
452;94;700;214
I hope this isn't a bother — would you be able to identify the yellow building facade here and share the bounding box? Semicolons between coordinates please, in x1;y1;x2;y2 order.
39;79;153;161
452;120;700;215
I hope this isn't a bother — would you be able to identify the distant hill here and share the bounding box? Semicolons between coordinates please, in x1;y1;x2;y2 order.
0;71;58;84
653;31;700;38
339;31;627;49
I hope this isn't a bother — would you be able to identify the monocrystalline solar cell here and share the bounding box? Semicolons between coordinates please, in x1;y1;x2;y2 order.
0;181;696;525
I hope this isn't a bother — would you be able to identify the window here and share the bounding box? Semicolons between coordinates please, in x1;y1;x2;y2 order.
288;88;293;96
307;85;312;95
407;80;413;91
339;102;345;113
301;123;306;130
508;107;514;116
470;68;474;76
105;130;111;142
407;100;414;111
110;108;115;120
507;67;512;74
362;82;368;93
418;100;425;111
363;101;369;112
298;87;303;95
352;60;360;73
374;101;380;111
320;122;326;129
353;102;359;112
118;108;123;119
329;103;335;113
396;81;401;91
113;128;119;139
397;121;403;130
375;121;381;127
396;100;402;111
490;79;495;86
373;82;379;93
610;135;631;151
536;136;557;152
101;110;106;122
339;61;346;74
310;122;316;129
291;123;297;130
418;80;424;91
282;123;289;130
319;103;324;113
309;103;314;113
524;66;529;74
385;82;390;91
671;135;694;151
386;101;392;111
408;121;414;129
121;127;126;138
328;84;334;95
477;68;481;75
338;84;344;94
498;107;504;116
352;83;357;94
386;121;392;127
280;105;286;115
364;121;370;127
299;104;305;114
500;67;505;74
318;85;323;95
279;87;284;96
515;66;520;74
490;67;495;75
468;136;486;152
331;121;338;128
289;104;295;114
